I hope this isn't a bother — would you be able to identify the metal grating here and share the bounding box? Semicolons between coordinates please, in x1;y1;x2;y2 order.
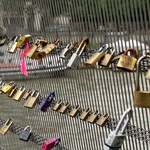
0;0;150;150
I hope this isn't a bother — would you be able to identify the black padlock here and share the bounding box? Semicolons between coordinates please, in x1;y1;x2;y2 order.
19;126;32;142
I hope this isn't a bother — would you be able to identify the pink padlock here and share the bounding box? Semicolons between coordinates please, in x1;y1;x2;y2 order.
41;137;60;150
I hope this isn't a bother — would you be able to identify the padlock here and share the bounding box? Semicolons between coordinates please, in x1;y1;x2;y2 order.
59;102;70;114
98;47;115;67
7;36;20;53
79;108;92;121
0;81;15;94
87;110;99;123
22;89;32;100
39;91;55;112
116;48;139;72
0;119;13;135
0;34;8;46
134;55;150;108
104;108;132;150
67;37;89;69
84;45;107;67
52;100;62;111
0;82;6;94
96;113;109;126
16;34;31;48
145;64;150;79
37;39;60;59
69;105;80;117
41;138;60;150
26;41;40;59
24;90;40;108
19;126;32;141
60;42;78;59
7;85;17;98
13;86;26;101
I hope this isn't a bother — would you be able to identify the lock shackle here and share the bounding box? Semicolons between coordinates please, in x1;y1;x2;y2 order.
114;108;132;134
135;55;150;90
66;43;72;49
97;45;107;53
31;90;40;97
18;86;26;91
76;37;89;55
53;39;60;45
124;48;139;59
5;119;13;126
105;47;115;55
23;125;32;132
46;91;55;100
103;113;109;118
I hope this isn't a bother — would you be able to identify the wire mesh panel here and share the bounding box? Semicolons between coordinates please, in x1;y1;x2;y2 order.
0;0;150;150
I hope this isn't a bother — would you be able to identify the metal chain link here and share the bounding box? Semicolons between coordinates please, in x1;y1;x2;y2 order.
0;118;69;150
50;100;150;144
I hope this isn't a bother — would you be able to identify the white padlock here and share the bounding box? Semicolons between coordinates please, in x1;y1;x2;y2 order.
103;108;132;150
67;37;89;69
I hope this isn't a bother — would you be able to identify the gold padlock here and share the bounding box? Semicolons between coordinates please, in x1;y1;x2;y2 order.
96;113;109;126
16;34;31;48
52;100;62;111
7;85;17;98
87;110;99;123
24;90;40;108
79;108;92;121
98;47;115;67
145;64;150;79
0;119;13;135
0;81;15;94
84;45;107;67
26;39;48;59
69;105;80;117
0;34;8;46
22;89;32;100
116;48;139;72
13;86;26;101
59;102;70;114
134;55;150;108
37;39;60;59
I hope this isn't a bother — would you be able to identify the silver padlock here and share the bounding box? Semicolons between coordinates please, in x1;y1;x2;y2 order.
104;108;132;150
60;42;77;59
67;37;89;69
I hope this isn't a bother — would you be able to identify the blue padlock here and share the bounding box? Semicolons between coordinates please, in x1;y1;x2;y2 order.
39;91;55;112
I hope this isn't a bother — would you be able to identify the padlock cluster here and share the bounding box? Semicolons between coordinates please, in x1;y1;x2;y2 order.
0;80;110;126
1;33;150;73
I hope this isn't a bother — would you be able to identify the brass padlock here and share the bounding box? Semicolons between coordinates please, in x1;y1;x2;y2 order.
84;45;107;67
96;113;109;126
87;110;99;123
16;34;31;48
67;37;89;69
59;102;70;114
37;39;60;59
52;100;62;111
98;47;115;67
116;48;139;72
134;55;150;108
22;89;32;100
26;39;48;59
0;119;13;135
7;36;20;53
24;90;40;108
0;81;15;94
79;108;92;121
13;86;26;101
69;105;80;117
145;64;150;79
7;85;17;98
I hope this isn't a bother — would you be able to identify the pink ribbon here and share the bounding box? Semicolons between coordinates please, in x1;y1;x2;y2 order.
19;42;29;76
